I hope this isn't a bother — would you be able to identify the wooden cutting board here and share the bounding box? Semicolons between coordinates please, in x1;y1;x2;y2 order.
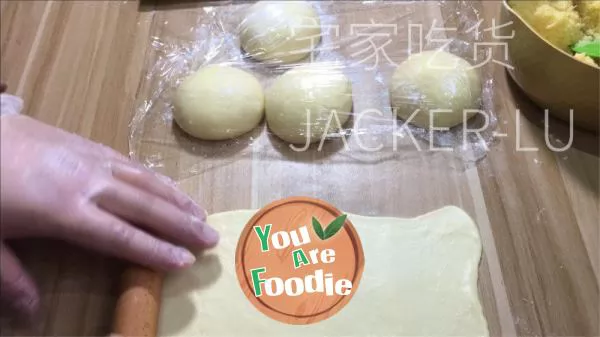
0;1;597;336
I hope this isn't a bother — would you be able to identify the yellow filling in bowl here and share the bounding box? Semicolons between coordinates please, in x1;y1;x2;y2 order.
509;0;599;66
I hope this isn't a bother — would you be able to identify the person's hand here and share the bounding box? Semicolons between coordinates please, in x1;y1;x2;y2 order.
0;114;219;319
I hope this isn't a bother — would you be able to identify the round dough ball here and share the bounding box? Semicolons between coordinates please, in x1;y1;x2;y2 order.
239;1;321;64
266;65;353;144
389;50;482;129
173;65;264;140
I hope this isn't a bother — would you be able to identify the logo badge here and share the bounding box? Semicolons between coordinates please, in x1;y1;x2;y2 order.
235;197;365;325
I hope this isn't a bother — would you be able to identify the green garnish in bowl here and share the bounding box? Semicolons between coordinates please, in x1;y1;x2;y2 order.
571;39;600;58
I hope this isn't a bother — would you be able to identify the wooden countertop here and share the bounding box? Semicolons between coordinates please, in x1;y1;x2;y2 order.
1;1;598;336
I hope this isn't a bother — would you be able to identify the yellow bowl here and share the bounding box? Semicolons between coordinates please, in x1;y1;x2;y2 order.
500;0;599;132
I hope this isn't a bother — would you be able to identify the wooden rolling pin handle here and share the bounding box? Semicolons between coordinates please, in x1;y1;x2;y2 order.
113;266;164;337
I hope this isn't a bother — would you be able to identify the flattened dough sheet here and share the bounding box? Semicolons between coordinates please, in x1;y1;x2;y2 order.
159;206;489;337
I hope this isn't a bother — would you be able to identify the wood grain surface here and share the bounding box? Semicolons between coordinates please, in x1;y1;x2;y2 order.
0;1;598;336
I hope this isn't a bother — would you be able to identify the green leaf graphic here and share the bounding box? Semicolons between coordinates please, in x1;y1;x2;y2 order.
312;217;325;240
572;39;600;58
323;214;348;240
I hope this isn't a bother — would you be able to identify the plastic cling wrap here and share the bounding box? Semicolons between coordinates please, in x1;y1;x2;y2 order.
129;1;498;216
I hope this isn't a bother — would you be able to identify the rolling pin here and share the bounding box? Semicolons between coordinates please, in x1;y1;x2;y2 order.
113;266;164;337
